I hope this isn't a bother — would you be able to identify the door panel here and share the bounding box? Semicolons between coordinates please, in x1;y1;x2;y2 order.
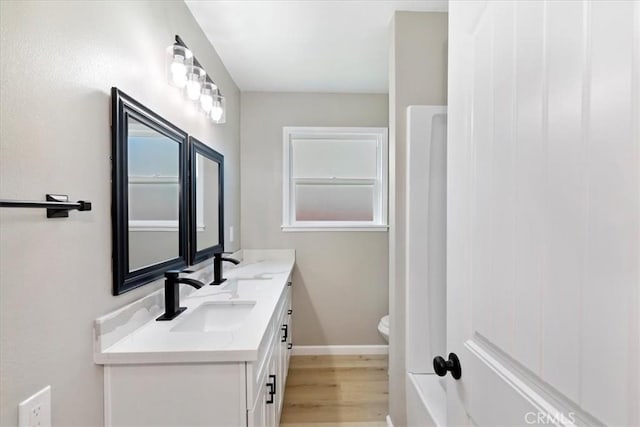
486;0;516;356
542;0;585;402
448;1;639;425
582;2;638;424
513;0;545;376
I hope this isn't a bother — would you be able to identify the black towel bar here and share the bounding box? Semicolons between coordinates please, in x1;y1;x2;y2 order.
0;194;92;218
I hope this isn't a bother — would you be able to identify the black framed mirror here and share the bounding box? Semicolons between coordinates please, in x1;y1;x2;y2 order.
189;137;224;265
111;87;188;295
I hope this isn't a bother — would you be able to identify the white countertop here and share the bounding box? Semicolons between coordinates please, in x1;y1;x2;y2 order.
94;251;294;365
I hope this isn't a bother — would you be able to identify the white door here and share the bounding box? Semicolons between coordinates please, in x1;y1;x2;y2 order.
447;1;639;426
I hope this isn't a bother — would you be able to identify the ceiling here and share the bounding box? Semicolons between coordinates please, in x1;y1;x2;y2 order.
185;1;448;94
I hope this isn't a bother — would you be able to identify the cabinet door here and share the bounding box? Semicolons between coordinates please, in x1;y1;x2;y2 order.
249;359;278;427
247;376;267;427
277;312;288;416
286;276;292;349
285;311;292;370
286;287;292;370
279;288;292;416
266;355;278;427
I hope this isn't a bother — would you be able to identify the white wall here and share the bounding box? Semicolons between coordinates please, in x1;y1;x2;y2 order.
388;11;448;427
241;92;389;346
0;2;240;426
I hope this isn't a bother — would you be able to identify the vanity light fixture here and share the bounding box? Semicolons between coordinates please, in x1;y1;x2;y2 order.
166;35;226;124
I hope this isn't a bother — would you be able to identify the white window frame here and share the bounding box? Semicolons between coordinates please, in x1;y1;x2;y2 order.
127;159;204;233
128;175;179;231
282;126;388;232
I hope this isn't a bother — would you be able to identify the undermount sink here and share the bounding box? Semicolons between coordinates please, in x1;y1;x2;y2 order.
171;301;256;333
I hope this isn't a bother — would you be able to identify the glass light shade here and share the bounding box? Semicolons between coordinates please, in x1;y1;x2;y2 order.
185;65;205;101
166;45;192;89
210;94;226;124
199;82;217;112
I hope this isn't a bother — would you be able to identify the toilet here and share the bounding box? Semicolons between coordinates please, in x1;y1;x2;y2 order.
377;315;389;342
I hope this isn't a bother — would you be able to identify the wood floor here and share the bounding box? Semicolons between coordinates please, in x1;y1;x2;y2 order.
279;355;388;427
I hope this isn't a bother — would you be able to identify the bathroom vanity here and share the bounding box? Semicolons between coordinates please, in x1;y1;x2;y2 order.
94;250;294;427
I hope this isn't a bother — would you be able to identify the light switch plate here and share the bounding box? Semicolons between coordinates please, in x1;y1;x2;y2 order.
18;385;51;427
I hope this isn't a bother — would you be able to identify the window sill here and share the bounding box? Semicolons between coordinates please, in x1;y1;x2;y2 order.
281;225;389;232
129;221;205;232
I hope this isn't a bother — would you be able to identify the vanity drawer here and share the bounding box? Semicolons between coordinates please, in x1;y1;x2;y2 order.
246;287;289;404
248;336;276;412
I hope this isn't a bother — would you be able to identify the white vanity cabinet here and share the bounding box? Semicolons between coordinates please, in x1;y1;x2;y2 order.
102;276;293;427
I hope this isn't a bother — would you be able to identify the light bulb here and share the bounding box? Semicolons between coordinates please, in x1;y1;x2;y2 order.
186;80;201;100
211;104;223;121
170;55;186;76
200;82;217;112
185;65;205;101
171;61;187;88
200;93;213;112
210;93;226;123
166;45;192;88
172;73;187;88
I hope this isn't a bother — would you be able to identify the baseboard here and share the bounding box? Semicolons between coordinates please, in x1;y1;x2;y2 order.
386;415;394;427
291;345;389;356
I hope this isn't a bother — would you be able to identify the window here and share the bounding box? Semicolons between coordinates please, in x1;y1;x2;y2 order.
282;127;388;231
127;122;180;232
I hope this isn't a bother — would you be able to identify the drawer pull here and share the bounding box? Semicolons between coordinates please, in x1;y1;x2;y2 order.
287;309;292;315
287;343;293;350
281;324;288;342
270;374;277;395
287;281;292;287
266;374;277;404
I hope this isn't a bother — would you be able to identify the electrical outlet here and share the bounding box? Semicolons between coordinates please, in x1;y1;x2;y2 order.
229;225;234;243
18;386;51;427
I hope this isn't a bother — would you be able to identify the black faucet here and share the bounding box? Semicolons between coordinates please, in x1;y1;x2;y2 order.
156;270;205;321
211;253;240;285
